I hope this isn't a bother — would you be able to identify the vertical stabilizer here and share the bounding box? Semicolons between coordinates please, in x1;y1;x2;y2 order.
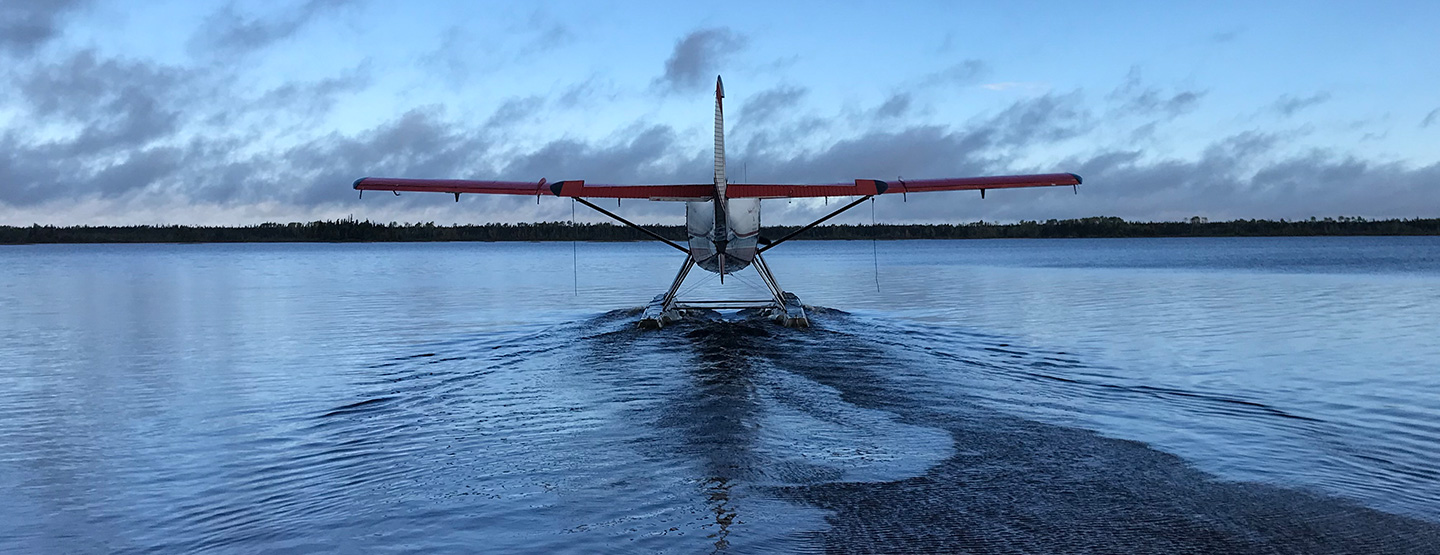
712;75;728;281
713;75;726;201
685;75;755;276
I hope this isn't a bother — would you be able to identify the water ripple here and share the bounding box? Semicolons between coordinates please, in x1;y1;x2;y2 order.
4;240;1440;553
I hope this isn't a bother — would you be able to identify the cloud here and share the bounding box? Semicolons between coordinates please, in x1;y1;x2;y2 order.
737;85;807;127
735;116;832;163
244;64;372;122
555;76;615;109
1059;144;1440;222
984;91;1091;146
278;108;493;207
745;126;990;185
504;125;702;184
920;60;988;88
0;0;89;56
192;0;353;56
0;60;192;205
747;126;1440;224
936;33;956;54
653;28;745;93
6;87;1440;226
0;138;186;207
874;93;912;119
0;46;475;213
1210;29;1243;43
1108;67;1204;119
737;94;1091;189
1;12;1435;227
1272;92;1331;117
16;50;189;155
515;9;573;56
484;96;546;128
981;82;1048;93
421;9;575;88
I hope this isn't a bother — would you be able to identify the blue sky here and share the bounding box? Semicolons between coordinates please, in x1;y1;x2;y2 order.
1;0;1436;225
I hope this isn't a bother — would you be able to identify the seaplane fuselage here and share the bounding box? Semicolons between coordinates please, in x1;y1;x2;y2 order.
688;76;758;276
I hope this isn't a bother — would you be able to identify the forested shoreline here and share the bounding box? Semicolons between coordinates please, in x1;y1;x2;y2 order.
3;216;1438;244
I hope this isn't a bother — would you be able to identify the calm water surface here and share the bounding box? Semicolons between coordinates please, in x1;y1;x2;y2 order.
2;237;1438;553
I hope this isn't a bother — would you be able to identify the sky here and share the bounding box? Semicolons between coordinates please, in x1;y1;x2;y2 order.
1;0;1437;226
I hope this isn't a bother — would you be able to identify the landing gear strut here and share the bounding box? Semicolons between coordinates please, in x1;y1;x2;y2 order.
566;195;876;330
639;252;808;329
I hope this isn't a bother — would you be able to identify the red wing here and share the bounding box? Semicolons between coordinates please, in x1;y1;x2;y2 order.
726;182;875;199
546;181;713;200
353;177;547;195
727;173;1081;198
353;177;714;201
883;173;1082;194
355;173;1080;199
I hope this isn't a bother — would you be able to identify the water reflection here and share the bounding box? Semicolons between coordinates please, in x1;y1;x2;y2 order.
704;476;736;552
672;320;769;551
4;240;1440;553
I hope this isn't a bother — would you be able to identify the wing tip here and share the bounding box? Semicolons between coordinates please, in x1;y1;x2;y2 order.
1069;172;1083;185
352;177;368;189
550;179;585;197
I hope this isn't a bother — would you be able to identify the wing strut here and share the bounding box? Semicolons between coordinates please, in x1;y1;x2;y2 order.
757;195;874;254
571;197;690;254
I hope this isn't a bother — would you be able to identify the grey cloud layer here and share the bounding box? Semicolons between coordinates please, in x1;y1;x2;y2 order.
1;16;1435;225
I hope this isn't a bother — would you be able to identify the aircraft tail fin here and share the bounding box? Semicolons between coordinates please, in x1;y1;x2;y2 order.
713;75;726;201
712;75;729;270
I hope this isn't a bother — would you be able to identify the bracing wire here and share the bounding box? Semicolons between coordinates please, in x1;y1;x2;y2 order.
675;270;718;299
727;270;767;295
871;198;880;292
673;264;770;305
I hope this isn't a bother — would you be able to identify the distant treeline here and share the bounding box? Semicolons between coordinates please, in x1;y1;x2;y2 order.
3;216;1439;244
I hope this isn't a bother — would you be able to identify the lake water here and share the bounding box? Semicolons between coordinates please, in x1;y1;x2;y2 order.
2;237;1439;553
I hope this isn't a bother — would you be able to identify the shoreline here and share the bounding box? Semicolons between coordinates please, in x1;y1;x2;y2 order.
4;217;1439;244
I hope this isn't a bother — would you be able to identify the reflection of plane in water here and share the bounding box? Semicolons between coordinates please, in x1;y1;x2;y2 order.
678;323;766;552
705;476;736;551
354;76;1081;328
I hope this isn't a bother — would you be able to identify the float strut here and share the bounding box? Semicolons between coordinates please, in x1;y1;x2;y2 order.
571;197;690;254
758;195;873;254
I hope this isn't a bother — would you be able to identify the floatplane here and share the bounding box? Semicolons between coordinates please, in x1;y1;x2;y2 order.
354;76;1081;328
